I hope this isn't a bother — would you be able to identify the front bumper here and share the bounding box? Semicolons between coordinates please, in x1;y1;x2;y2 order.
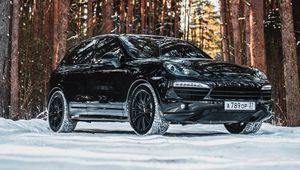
160;100;273;124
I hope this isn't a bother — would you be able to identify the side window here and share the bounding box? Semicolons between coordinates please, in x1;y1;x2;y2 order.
93;37;125;65
63;39;97;65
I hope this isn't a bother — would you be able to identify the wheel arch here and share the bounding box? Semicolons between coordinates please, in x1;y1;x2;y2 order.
126;79;162;104
47;86;66;105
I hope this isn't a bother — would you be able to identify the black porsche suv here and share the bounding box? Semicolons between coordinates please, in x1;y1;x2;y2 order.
47;34;272;135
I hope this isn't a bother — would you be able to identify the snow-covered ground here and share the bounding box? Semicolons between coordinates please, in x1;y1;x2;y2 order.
0;118;300;170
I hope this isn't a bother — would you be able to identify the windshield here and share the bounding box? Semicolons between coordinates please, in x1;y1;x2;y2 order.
120;35;212;59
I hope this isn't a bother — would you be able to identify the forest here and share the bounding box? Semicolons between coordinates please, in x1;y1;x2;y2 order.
0;0;299;126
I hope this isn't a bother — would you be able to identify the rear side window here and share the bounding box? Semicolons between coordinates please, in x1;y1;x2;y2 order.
62;39;97;65
93;37;124;65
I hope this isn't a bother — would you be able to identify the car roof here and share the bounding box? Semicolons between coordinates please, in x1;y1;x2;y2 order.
89;34;182;42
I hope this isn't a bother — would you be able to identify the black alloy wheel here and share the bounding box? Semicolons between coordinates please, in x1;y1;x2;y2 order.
224;121;262;134
224;122;247;134
129;88;155;135
48;92;64;132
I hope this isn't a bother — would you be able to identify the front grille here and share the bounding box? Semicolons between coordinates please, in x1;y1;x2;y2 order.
210;87;271;100
174;87;210;101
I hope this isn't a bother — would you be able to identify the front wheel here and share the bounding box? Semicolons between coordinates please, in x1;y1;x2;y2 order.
224;122;262;134
128;83;169;135
47;90;77;133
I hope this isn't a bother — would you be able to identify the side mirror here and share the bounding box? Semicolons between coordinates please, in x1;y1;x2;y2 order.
101;52;121;68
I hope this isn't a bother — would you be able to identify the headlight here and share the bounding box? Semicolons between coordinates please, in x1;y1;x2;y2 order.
173;81;210;89
164;62;199;77
251;68;267;80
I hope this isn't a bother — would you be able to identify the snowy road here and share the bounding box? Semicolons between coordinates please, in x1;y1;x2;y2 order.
0;118;300;170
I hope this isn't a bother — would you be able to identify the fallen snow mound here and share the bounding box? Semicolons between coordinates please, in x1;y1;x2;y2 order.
0;118;300;170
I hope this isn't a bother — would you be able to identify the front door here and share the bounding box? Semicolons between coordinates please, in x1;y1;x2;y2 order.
86;37;130;117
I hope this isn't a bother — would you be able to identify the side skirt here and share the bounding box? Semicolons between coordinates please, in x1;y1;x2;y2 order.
69;102;128;122
71;115;128;122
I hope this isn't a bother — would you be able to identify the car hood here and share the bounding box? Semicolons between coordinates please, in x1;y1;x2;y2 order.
128;58;268;88
171;59;268;88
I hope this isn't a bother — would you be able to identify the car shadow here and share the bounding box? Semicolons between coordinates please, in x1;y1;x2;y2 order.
164;131;229;137
74;129;135;135
74;129;229;137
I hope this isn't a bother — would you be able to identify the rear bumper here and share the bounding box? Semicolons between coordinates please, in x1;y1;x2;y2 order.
161;100;273;124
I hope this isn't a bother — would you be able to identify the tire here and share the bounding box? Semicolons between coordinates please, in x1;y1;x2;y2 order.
128;83;169;135
47;90;77;133
224;122;262;134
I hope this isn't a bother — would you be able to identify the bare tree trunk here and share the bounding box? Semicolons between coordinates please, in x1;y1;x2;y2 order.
144;0;148;34
141;0;145;34
153;0;157;34
101;0;113;33
187;1;191;41
292;0;300;80
43;0;51;109
174;0;179;38
126;0;134;33
264;1;286;125
87;0;93;36
33;0;39;40
225;1;234;62
148;0;153;34
249;0;267;73
77;0;82;35
58;0;70;66
169;0;173;37
0;0;11;118
95;0;102;34
119;0;125;33
231;0;242;64
160;0;166;35
244;1;251;66
52;0;70;70
10;0;20;120
219;0;230;62
280;0;300;126
52;0;59;70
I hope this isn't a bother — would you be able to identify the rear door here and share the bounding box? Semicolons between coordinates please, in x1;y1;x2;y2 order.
59;39;97;115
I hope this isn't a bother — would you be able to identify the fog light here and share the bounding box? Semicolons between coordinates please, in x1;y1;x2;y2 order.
261;85;272;90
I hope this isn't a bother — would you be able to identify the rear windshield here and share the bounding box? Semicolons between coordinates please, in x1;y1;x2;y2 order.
120;35;211;59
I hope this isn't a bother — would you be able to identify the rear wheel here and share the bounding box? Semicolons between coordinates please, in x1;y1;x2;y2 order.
48;90;77;133
224;122;262;134
128;83;169;135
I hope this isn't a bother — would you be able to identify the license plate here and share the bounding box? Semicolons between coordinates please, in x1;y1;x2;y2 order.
224;101;256;111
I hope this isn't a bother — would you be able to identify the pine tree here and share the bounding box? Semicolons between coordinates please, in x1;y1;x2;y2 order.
127;0;134;33
280;0;300;126
231;0;242;64
52;0;71;70
10;0;21;120
119;0;126;33
141;0;146;34
101;0;113;33
52;0;60;70
219;0;229;62
0;0;11;118
249;0;266;73
87;0;94;36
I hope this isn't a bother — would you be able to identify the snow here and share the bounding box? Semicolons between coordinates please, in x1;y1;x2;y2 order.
0;118;300;170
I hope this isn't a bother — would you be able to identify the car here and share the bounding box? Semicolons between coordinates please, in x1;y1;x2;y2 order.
47;34;272;135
